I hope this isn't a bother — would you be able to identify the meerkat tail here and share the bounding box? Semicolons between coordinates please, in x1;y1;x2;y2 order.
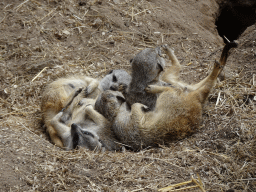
219;42;238;67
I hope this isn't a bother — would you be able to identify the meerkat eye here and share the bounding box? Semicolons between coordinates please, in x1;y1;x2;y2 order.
113;75;117;82
78;101;83;106
81;130;94;138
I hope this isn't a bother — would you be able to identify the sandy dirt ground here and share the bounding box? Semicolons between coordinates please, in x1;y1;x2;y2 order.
0;0;255;191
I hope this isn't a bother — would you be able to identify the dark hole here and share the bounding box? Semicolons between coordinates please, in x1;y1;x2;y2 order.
216;4;256;42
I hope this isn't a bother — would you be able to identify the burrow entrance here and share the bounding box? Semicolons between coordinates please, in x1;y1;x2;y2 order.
216;2;256;42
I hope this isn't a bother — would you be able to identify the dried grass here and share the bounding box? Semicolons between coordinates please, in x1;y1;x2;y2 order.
0;0;255;191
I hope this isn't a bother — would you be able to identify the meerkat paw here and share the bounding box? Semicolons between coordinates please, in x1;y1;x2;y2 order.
84;104;94;112
75;88;83;96
214;60;222;69
83;85;94;96
141;104;150;112
145;85;155;93
118;83;127;94
51;112;64;126
161;44;169;50
162;44;174;54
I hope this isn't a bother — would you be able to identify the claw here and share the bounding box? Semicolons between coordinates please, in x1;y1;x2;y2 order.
83;86;91;97
145;85;153;93
161;44;168;49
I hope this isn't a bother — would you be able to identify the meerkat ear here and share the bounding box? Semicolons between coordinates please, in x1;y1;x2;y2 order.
155;46;162;56
116;95;126;103
157;62;164;72
107;70;113;74
157;57;165;72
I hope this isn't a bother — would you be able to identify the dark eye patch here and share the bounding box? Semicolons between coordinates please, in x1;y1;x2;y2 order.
68;83;75;89
113;75;117;82
81;130;94;138
78;101;83;106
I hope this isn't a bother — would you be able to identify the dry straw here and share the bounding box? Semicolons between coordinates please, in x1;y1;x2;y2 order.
0;0;255;191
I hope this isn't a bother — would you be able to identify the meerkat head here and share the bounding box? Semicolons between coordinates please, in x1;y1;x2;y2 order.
95;90;125;122
70;123;104;151
99;69;132;91
130;47;165;90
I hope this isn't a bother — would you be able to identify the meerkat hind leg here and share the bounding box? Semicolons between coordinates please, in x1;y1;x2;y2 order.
145;84;176;94
192;60;223;103
191;42;237;91
47;125;64;148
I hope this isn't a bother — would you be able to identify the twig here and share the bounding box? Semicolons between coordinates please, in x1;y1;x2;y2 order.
215;91;221;106
39;8;57;21
223;35;230;43
131;7;134;21
158;176;206;192
139;156;186;170
192;177;206;192
238;178;256;181
42;12;57;25
31;67;48;82
15;0;29;11
0;14;7;24
158;180;192;191
14;117;43;140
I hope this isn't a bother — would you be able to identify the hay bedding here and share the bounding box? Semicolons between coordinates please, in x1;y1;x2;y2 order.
0;0;255;191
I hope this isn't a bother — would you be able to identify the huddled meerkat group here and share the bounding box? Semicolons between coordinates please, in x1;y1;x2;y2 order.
41;42;237;151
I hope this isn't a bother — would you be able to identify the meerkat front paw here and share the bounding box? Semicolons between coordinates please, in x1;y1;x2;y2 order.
161;44;169;50
118;83;128;94
51;111;64;126
75;88;83;96
162;44;174;54
145;85;154;93
141;105;150;112
83;85;94;96
84;104;93;111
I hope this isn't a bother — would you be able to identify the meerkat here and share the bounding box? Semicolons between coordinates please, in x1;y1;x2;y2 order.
95;42;237;150
50;91;125;150
41;70;131;148
120;47;166;110
100;69;132;91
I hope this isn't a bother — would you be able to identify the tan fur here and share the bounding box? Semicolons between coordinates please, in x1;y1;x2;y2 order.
50;97;121;151
41;70;131;148
41;75;100;147
97;43;237;150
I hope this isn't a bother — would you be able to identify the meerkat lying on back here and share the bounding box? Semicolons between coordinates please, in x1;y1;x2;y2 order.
41;70;131;148
50;93;124;151
94;42;237;150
